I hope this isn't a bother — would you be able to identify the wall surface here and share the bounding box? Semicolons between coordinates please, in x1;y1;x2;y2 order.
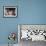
18;0;46;24
0;0;46;45
0;0;18;44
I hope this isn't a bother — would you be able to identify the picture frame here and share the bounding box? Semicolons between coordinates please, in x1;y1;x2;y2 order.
18;24;46;42
3;6;17;18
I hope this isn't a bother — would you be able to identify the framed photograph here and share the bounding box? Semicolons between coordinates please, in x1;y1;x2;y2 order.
18;24;46;42
3;6;17;17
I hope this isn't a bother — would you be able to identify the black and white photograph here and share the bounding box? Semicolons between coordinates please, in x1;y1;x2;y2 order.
18;25;46;46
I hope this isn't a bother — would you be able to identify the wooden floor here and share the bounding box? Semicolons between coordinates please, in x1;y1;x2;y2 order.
0;40;46;46
19;39;46;46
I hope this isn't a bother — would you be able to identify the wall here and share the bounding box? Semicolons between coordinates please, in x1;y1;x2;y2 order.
0;0;18;44
0;0;46;45
18;0;46;24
